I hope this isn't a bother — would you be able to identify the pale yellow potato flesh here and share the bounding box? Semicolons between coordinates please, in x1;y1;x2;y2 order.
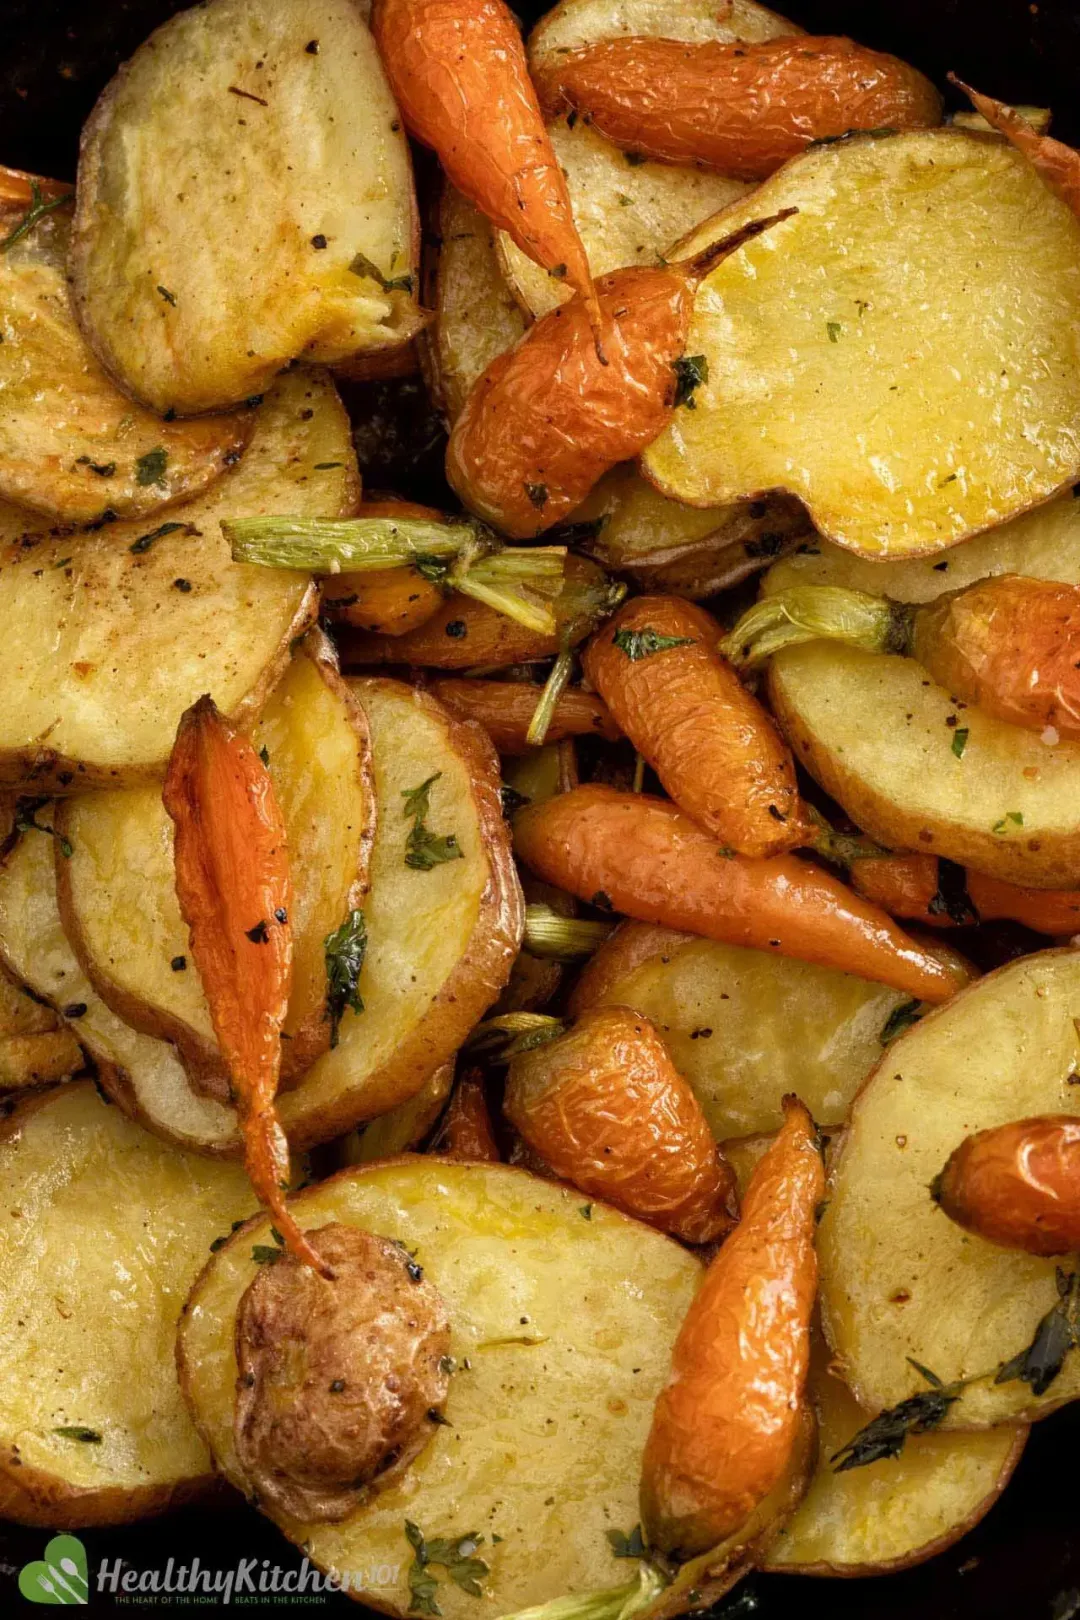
570;923;908;1138
819;949;1080;1427
177;1158;702;1617
497;121;749;320
339;1063;454;1164
72;0;421;414
0;204;250;522
528;0;797;68
423;186;525;424
0;1082;255;1525
57;635;373;1095
643;131;1080;558
0;368;355;792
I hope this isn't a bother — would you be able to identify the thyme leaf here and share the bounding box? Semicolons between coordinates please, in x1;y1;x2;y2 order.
52;1426;102;1443
927;858;978;926
134;447;169;487
671;354;708;409
0;181;71;252
323;909;367;1047
831;1360;963;1471
995;1269;1080;1396
405;1521;489;1612
879;1000;924;1045
612;627;695;662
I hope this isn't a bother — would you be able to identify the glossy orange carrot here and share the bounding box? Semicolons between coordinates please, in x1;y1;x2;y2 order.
0;164;71;207
505;1004;738;1243
850;853;1080;935
372;0;602;346
446;212;792;538
933;1115;1080;1255
439;1069;501;1161
536;35;941;179
163;697;330;1277
726;574;1080;739
429;678;619;753
320;500;446;634
583;595;806;857
950;76;1080;216
641;1095;822;1556
514;785;964;1003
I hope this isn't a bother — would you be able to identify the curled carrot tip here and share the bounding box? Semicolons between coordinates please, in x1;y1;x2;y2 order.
163;694;331;1279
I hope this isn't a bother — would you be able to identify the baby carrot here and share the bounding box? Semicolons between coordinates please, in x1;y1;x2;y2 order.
582;596;806;857
933;1115;1080;1255
850;853;1080;935
641;1096;822;1557
429;678;619;754
320;501;447;635
438;1069;501;1162
950;77;1080;216
513;785;964;1003
535;35;940;179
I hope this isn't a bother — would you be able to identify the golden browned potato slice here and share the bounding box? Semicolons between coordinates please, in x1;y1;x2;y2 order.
72;0;422;415
496;120;749;321
0;967;83;1089
642;131;1080;559
0;368;355;793
820;949;1080;1428
571;922;910;1138
422;186;526;424
0;1082;254;1526
177;1156;718;1615
337;1062;454;1165
0;201;251;522
761;503;1080;888
528;0;798;70
56;633;374;1097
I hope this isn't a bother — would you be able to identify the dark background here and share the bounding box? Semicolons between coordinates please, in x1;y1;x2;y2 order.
1;0;1079;1615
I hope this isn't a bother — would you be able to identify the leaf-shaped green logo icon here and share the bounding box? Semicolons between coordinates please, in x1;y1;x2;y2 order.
18;1535;88;1604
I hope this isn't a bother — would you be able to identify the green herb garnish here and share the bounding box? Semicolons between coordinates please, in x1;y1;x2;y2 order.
129;520;190;555
0;181;71;252
348;251;414;294
831;1360;962;1471
671;354;708;409
157;284;177;305
606;1527;645;1559
951;727;969;759
826;321;842;343
134;447;169;487
405;1522;490;1614
251;1245;282;1266
323;909;368;1047
14;798;72;858
402;774;464;872
992;811;1024;833
879;1000;923;1045
612;627;695;662
52;1426;102;1444
927;859;977;926
995;1269;1080;1396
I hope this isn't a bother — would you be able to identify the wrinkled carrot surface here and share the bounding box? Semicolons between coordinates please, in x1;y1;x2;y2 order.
583;596;806;857
934;1115;1080;1255
950;76;1080;216
514;785;963;1003
163;697;329;1276
320;501;446;634
429;678;619;753
535;35;941;179
439;1070;501;1161
505;1004;738;1243
851;853;1080;935
373;0;601;342
641;1095;822;1556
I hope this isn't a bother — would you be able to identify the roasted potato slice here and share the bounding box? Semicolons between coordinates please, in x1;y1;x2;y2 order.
57;634;374;1097
72;0;422;415
0;368;356;793
571;923;910;1138
422;186;526;424
338;1063;454;1165
760;515;1080;888
497;120;749;321
0;200;251;523
819;949;1080;1427
642;131;1080;559
528;0;798;71
0;967;83;1089
177;1156;711;1615
0;1082;255;1526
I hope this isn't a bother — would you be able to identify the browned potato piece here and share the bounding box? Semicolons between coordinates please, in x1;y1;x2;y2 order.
528;0;798;72
234;1224;451;1522
72;0;423;414
338;1063;454;1164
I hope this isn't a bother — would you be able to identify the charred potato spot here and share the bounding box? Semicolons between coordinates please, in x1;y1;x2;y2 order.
234;1225;451;1523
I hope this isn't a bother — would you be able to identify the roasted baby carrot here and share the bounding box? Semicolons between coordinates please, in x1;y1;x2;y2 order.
320;501;447;634
583;595;806;857
950;77;1080;216
438;1069;501;1161
372;0;602;345
429;678;619;753
504;1004;738;1243
850;853;1080;935
163;696;329;1277
446;213;792;538
726;574;1080;740
514;785;964;1003
641;1095;822;1556
535;35;940;179
933;1115;1080;1255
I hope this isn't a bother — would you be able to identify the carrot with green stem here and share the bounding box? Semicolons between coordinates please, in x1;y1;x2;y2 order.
163;696;331;1278
514;785;966;1003
429;678;619;753
848;852;1080;935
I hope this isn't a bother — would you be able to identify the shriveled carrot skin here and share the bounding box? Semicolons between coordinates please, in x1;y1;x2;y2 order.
505;1005;738;1243
372;0;601;339
851;853;1080;935
950;77;1080;217
583;596;805;857
535;36;941;179
446;215;785;537
933;1115;1080;1256
514;785;963;1003
439;1070;501;1162
913;575;1080;739
429;678;619;753
162;697;329;1277
320;501;446;634
641;1096;822;1557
